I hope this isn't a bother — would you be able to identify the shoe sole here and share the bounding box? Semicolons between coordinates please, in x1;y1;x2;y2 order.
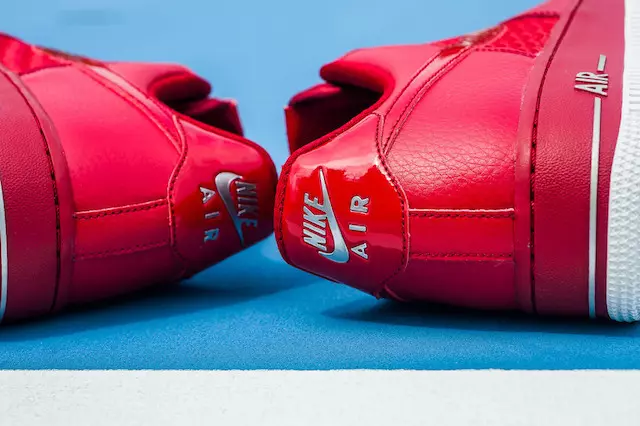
606;0;640;321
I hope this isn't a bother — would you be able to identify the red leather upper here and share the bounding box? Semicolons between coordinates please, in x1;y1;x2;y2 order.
0;35;276;320
276;0;625;317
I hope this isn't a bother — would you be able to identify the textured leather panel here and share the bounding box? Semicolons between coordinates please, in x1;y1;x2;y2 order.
0;68;59;319
532;0;624;316
511;0;577;315
387;52;533;210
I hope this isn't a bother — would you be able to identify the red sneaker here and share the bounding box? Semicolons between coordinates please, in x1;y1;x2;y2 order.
0;34;276;321
276;0;638;321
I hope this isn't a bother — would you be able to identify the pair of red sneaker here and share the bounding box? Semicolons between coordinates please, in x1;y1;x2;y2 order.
0;0;636;322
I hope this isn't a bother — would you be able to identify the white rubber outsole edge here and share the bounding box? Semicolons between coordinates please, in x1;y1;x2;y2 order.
606;0;640;321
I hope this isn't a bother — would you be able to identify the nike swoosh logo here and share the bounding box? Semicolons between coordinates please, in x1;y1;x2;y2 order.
215;172;246;247
318;169;349;263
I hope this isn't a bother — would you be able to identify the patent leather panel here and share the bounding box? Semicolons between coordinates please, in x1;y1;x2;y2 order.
172;120;277;276
278;115;406;297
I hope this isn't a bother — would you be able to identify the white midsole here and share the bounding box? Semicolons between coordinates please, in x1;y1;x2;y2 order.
606;0;640;321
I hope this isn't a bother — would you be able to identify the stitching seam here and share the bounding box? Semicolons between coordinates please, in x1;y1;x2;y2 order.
2;68;63;312
412;252;513;259
18;63;71;77
378;51;442;152
528;0;585;311
74;199;167;220
383;48;473;155
410;211;514;219
78;66;182;154
74;240;169;261
373;113;409;297
477;47;537;57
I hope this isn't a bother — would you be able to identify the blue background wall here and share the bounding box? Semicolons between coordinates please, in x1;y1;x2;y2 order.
2;0;637;370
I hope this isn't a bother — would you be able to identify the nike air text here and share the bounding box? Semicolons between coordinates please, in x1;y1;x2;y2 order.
302;169;369;263
575;54;609;98
200;172;259;246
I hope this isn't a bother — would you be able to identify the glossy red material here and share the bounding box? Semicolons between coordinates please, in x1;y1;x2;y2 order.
276;0;625;318
279;115;406;296
0;35;276;321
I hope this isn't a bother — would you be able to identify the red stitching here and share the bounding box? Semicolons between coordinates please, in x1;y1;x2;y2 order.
2;66;63;311
166;115;189;275
410;211;514;219
374;113;408;297
74;200;167;220
412;252;513;259
378;51;441;152
527;0;585;311
74;240;170;261
477;47;537;58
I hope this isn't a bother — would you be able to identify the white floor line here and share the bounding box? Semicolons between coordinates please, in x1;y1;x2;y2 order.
0;370;639;426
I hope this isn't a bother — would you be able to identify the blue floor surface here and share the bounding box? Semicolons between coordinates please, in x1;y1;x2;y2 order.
2;0;637;370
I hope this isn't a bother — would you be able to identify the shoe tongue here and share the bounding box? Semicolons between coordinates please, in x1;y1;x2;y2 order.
286;83;380;153
172;98;244;136
107;62;211;101
107;62;243;135
285;43;443;154
319;43;439;93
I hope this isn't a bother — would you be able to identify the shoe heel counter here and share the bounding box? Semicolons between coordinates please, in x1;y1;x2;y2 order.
276;114;408;296
171;120;277;275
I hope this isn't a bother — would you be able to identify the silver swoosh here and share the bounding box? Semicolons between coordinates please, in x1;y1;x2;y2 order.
318;169;349;263
215;172;245;247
